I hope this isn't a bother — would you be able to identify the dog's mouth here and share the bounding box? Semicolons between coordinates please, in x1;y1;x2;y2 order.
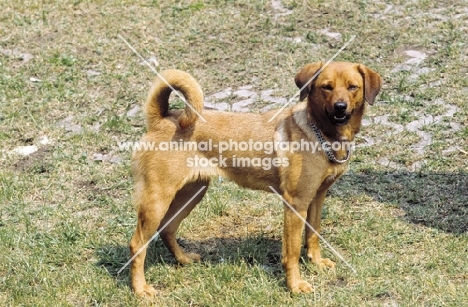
327;110;351;126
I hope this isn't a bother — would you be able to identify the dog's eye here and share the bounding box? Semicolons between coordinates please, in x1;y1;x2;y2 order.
348;85;358;91
321;85;333;91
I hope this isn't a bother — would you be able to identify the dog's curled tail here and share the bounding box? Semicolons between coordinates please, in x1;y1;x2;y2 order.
145;69;204;129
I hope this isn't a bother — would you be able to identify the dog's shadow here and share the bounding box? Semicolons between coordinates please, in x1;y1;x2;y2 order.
97;235;284;281
336;169;468;234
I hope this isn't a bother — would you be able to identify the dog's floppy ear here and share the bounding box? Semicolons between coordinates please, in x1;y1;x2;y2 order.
358;65;382;105
295;62;323;101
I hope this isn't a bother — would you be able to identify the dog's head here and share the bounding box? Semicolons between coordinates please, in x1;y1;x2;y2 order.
295;62;382;126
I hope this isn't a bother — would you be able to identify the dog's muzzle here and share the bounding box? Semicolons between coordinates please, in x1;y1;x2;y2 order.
328;101;351;126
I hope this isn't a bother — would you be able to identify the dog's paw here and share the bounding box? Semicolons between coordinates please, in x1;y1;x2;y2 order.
183;252;201;263
187;252;201;262
135;284;158;298
177;252;201;264
290;280;314;294
314;258;336;269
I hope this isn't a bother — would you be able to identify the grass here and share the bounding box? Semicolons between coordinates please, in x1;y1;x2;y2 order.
1;0;467;306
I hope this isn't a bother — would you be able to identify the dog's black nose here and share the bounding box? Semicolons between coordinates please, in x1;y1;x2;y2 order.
334;101;347;113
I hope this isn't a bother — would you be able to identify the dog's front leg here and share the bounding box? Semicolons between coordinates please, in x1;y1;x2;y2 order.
281;191;313;293
305;186;335;269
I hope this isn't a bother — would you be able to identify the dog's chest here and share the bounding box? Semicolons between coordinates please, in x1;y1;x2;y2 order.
324;163;347;185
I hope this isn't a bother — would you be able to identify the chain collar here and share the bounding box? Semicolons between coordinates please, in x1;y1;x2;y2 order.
309;122;351;164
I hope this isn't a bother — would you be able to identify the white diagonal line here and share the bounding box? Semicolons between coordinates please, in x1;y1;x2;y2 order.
117;34;207;123
268;35;357;123
117;185;207;275
268;186;357;273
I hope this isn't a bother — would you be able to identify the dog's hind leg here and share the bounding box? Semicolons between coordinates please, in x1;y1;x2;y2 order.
160;180;210;264
129;187;176;297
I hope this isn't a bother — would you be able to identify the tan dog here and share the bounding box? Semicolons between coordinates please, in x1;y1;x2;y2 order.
129;62;382;296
